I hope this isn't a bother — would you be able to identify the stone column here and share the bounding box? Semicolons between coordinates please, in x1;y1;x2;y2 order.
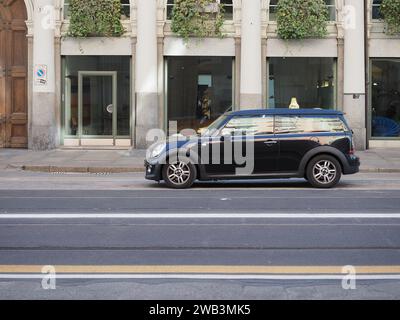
240;0;262;109
31;0;57;150
343;0;366;150
234;37;241;108
337;37;345;112
261;38;268;108
157;37;165;133
135;0;158;148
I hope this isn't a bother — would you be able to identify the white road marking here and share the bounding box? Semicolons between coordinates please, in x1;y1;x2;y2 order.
1;274;400;280
0;213;400;219
0;195;398;199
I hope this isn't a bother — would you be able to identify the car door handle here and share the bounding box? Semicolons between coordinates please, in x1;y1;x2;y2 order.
264;140;278;145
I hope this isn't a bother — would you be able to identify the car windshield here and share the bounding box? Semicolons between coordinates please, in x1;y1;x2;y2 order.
202;115;228;136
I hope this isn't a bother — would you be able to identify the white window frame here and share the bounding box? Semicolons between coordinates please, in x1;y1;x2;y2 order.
166;0;233;21
371;0;383;21
63;0;70;19
269;0;278;21
120;0;131;19
325;0;336;21
166;0;175;20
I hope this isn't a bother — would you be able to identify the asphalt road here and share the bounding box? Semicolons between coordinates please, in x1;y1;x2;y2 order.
0;170;400;299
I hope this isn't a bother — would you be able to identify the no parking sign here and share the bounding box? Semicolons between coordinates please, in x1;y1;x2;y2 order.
34;65;48;86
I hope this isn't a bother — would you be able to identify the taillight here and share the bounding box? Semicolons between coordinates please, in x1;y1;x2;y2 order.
349;138;355;155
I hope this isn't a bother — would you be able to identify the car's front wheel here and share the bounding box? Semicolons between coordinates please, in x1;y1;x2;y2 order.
162;161;197;189
306;155;342;188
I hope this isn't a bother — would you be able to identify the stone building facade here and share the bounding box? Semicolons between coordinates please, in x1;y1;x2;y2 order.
0;0;399;150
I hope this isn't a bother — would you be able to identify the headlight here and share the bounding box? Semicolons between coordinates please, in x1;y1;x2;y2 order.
148;143;165;159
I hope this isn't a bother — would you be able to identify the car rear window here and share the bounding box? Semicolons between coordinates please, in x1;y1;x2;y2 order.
275;116;348;134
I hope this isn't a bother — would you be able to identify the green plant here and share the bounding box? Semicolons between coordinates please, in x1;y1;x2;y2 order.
276;0;328;40
68;0;125;37
171;0;225;42
381;0;400;35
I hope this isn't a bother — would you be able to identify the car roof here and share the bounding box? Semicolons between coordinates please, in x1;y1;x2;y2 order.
228;108;344;117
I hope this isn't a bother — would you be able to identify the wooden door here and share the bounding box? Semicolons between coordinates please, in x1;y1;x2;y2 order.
0;0;27;148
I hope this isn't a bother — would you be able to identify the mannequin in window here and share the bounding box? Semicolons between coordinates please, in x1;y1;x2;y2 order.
200;88;212;125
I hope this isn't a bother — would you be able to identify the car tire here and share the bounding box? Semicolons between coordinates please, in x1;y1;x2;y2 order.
162;160;197;189
306;155;342;189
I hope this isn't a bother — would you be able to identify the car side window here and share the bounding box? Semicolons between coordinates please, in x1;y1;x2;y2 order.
275;116;347;134
220;115;274;136
275;116;303;134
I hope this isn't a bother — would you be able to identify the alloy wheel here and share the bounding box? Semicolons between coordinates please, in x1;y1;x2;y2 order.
312;160;337;185
166;161;191;185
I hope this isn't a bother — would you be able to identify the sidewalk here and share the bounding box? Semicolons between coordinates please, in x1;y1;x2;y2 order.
0;148;146;173
0;148;399;173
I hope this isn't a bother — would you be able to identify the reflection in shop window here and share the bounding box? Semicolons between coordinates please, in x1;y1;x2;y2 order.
372;0;383;20
63;0;130;19
167;56;233;133
269;0;336;22
371;60;400;138
268;57;336;110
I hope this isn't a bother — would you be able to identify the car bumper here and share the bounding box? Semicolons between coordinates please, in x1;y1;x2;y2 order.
144;160;163;181
343;155;360;175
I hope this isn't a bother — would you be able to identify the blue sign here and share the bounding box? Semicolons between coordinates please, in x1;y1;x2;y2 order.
37;69;45;77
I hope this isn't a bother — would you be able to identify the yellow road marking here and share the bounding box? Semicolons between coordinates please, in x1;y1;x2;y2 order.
0;265;400;274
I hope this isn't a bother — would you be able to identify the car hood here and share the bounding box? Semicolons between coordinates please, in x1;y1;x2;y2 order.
164;135;198;151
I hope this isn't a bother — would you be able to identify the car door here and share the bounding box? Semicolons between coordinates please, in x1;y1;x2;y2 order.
203;115;278;176
275;115;321;172
200;134;236;176
244;115;279;175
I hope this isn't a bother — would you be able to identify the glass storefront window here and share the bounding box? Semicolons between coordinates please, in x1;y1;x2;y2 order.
371;59;400;138
63;56;131;138
166;56;233;133
268;57;336;109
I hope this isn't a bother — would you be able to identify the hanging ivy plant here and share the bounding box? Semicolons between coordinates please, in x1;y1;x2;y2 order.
276;0;328;40
68;0;125;37
171;0;225;42
381;0;400;35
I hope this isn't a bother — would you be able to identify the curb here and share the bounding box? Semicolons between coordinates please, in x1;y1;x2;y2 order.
16;165;145;174
360;168;400;173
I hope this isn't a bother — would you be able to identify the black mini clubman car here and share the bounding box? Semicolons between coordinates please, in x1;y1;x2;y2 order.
145;109;360;189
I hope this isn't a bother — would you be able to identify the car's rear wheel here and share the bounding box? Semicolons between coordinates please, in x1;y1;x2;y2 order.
162;161;197;189
306;155;342;188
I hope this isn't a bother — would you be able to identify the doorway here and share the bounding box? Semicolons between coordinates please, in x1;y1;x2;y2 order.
63;56;131;147
79;71;116;145
0;0;28;148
